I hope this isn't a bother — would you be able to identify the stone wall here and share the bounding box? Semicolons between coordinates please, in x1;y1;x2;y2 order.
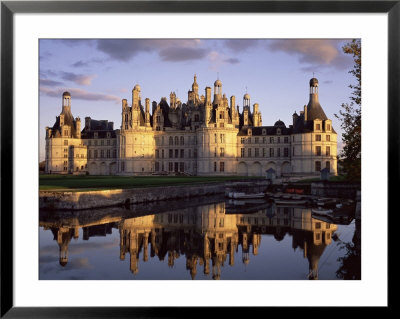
39;181;268;211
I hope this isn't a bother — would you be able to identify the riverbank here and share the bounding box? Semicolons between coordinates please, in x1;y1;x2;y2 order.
39;180;269;210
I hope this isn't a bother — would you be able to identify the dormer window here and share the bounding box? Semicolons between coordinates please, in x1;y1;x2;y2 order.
326;123;331;131
262;129;266;135
316;123;321;131
107;132;111;138
277;128;281;135
94;132;98;138
248;129;252;136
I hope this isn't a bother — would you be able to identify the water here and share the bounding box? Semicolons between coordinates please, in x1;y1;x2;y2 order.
39;196;360;280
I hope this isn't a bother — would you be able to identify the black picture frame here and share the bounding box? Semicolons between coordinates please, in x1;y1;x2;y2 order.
1;0;395;317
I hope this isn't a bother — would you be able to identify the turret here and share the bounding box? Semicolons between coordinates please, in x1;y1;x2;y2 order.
213;79;222;105
306;78;328;121
62;91;71;114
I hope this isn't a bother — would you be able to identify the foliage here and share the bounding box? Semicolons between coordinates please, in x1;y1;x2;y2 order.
335;39;361;181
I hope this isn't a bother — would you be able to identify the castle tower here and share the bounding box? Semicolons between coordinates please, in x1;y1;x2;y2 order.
62;91;71;113
121;99;130;131
145;98;151;127
213;79;222;105
204;87;212;125
306;77;328;121
192;74;199;95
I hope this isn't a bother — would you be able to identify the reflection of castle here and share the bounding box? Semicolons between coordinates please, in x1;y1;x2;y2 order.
41;202;337;279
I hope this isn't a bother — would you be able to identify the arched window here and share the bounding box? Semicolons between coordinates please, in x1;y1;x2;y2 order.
175;136;179;145
180;136;184;145
169;136;173;145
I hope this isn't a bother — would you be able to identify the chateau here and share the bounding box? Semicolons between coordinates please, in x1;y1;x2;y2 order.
45;75;337;177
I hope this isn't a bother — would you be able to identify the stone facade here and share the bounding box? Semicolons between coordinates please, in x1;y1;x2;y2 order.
45;76;337;177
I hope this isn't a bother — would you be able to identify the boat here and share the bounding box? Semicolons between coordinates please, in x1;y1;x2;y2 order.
228;192;265;199
312;208;333;216
275;199;308;205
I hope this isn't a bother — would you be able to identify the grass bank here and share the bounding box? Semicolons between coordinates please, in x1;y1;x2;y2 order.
39;174;262;192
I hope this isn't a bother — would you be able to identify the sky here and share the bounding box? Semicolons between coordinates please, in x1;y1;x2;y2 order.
39;39;358;161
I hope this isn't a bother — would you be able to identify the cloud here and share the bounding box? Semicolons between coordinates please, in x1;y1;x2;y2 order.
59;71;97;86
95;39;204;62
71;58;105;68
40;78;64;87
40;87;121;103
268;39;353;70
224;39;260;52
159;47;208;62
224;58;240;64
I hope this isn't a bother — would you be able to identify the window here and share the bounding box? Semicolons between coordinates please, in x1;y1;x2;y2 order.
284;137;289;143
175;149;179;158
277;137;280;143
220;134;225;143
263;148;266;157
168;162;173;172
326;161;331;171
194;150;197;158
248;148;252;157
101;140;104;146
220;162;225;172
315;222;321;229
316;146;321;156
220;148;224;157
219;111;224;119
107;150;110;158
241;148;245;158
175;136;179;145
179;162;184;172
169;149;173;158
155;162;159;171
180;136;184;145
94;140;98;146
94;150;98;158
121;161;125;172
169;137;173;145
214;147;217;157
162;149;164;158
277;148;281;157
270;148;274;157
255;137;259;144
107;139;110;146
327;124;331;131
156;115;161;123
88;150;92;159
214;134;217;143
194;114;199;122
241;138;245;144
316;135;321;141
284;148;289;157
100;150;104;158
316;123;321;130
113;150;117;158
64;140;68;146
214;162;217;172
88;140;91;146
188;149;191;158
326;146;330;156
315;161;321;171
156;126;161;131
155;150;159;158
326;135;330;141
255;148;259;157
180;149;184;158
262;129;266;135
270;137;274;143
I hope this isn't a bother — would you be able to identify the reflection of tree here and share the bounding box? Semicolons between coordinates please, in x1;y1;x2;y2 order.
336;219;361;280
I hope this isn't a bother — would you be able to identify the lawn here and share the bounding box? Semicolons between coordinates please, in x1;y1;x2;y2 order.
39;174;262;191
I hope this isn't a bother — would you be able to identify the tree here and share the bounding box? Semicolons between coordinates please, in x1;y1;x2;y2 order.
335;39;361;181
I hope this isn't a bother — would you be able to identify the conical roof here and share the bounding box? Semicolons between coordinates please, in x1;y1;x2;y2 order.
307;93;328;121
